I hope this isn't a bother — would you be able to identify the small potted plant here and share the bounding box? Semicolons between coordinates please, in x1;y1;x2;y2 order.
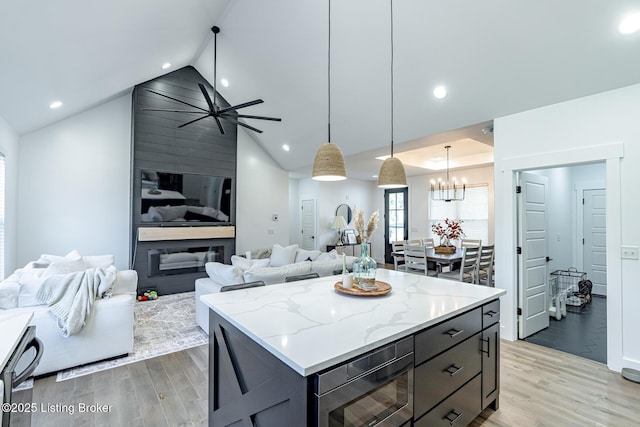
432;218;464;254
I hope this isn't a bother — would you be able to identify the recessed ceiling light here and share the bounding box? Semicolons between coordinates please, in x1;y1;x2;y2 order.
372;175;378;178
161;62;171;70
49;101;63;109
282;144;290;151
433;85;447;99
221;78;229;88
619;13;640;34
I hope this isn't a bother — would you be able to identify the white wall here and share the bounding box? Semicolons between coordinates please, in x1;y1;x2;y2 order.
17;94;132;269
0;115;18;276
235;128;290;254
295;177;379;259
494;82;640;373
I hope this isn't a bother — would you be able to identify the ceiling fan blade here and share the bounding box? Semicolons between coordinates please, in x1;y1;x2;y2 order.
220;116;263;134
178;114;212;128
198;83;215;111
217;99;264;114
142;108;206;114
226;113;282;122
146;89;208;112
214;116;225;135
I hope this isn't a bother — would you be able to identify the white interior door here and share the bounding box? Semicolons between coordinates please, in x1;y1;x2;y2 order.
583;189;607;295
518;172;549;339
301;199;316;250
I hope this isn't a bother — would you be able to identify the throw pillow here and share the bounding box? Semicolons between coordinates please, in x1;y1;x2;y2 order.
41;258;87;280
294;249;322;263
270;244;299;267
0;279;19;310
16;268;48;307
205;262;244;285
36;249;83;266
316;249;339;261
231;255;252;270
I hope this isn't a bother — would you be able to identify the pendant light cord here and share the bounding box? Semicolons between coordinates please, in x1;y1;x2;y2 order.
212;26;219;107
390;0;394;157
328;0;332;143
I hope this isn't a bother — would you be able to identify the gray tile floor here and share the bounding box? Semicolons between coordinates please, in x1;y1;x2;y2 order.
524;295;607;364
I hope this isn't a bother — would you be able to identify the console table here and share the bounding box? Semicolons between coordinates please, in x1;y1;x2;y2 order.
327;242;370;257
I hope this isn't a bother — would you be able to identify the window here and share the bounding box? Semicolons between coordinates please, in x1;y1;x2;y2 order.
428;184;489;245
0;152;4;280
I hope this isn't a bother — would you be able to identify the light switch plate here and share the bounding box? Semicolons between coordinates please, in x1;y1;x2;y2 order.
621;246;639;260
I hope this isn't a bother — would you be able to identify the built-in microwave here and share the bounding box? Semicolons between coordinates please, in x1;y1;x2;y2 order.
314;336;414;427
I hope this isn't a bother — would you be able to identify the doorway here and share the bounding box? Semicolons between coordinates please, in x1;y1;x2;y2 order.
517;163;607;363
300;199;317;250
384;188;408;264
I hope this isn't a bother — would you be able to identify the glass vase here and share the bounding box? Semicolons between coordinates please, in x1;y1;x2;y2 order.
353;242;377;290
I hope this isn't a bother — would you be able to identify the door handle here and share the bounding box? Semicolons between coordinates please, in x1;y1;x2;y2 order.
546;256;553;262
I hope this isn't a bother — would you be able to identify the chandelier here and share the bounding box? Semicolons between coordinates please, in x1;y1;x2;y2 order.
430;145;465;202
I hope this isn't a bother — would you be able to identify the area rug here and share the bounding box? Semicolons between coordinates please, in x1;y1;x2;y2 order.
56;291;207;381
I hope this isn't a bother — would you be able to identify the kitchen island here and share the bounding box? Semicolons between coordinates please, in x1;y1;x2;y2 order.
201;268;506;426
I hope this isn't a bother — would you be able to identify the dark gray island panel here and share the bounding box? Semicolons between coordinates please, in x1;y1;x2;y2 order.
209;314;310;427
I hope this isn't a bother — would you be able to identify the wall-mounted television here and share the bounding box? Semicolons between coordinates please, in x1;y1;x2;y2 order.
140;169;233;226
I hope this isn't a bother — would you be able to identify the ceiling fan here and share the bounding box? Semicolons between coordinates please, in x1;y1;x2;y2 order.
143;26;281;134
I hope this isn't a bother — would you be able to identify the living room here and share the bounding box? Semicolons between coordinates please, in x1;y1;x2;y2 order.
2;1;640;426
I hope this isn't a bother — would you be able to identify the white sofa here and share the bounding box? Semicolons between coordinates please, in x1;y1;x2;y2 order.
195;245;356;334
0;252;138;376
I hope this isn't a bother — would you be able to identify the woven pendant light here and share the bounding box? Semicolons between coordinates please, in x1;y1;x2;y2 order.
377;0;407;189
312;0;347;181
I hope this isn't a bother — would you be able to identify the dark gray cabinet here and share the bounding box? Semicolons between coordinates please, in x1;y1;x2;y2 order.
414;300;500;426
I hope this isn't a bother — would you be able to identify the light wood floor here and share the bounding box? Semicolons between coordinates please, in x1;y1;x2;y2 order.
11;340;640;426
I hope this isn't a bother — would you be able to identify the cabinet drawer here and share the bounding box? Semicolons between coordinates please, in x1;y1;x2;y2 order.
482;299;500;329
414;333;482;418
414;374;482;427
415;307;482;365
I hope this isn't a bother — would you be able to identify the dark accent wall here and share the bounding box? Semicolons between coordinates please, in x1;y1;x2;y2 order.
131;66;237;295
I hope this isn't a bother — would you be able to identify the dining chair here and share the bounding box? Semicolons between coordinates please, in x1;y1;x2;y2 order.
403;245;438;276
422;238;435;249
391;240;407;270
220;281;266;292
476;245;495;286
284;272;320;282
439;246;481;283
461;239;482;248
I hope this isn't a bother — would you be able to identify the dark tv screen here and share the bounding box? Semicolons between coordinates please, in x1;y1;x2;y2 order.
140;169;232;225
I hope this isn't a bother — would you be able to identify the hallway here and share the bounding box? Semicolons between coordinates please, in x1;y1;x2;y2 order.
524;295;606;364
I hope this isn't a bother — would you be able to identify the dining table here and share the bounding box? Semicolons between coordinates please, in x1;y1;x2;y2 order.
392;247;464;276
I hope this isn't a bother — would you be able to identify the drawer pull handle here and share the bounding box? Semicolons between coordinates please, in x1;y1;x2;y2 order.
444;410;463;425
445;328;464;338
485;310;499;317
444;364;464;376
481;336;491;357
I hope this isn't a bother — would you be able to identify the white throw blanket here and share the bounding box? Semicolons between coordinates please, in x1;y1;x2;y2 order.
36;266;116;337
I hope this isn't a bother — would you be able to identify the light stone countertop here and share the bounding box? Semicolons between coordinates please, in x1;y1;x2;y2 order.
201;269;506;376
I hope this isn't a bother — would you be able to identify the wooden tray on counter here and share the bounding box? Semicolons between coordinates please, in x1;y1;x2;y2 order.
334;281;392;297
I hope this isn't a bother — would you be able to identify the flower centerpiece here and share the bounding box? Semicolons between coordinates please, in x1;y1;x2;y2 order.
431;218;465;254
352;207;379;290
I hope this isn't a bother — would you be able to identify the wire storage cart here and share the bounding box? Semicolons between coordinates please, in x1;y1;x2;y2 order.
550;268;591;315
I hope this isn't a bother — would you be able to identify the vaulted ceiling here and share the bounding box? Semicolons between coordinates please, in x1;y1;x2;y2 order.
1;1;639;180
